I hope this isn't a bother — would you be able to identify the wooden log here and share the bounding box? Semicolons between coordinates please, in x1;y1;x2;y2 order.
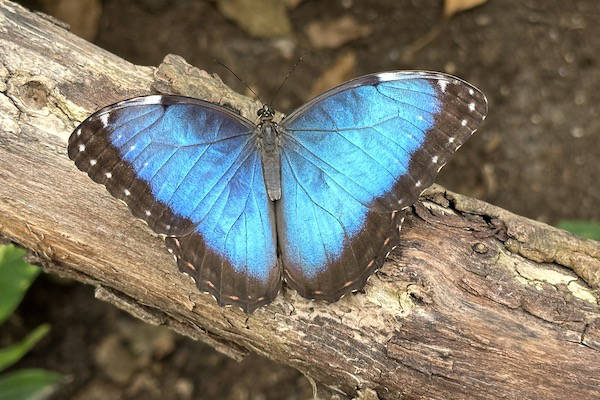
1;1;599;398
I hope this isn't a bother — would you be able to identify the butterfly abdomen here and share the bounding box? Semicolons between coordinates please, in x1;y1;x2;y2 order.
257;121;282;201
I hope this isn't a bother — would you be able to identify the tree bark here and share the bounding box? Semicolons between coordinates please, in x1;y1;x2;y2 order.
1;2;599;399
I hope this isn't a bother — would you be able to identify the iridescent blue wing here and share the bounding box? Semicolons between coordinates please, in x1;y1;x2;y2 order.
277;71;487;301
68;95;280;312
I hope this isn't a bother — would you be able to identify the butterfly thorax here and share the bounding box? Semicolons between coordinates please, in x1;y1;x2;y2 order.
256;105;282;201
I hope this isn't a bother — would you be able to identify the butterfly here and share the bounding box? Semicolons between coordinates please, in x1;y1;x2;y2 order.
68;71;487;312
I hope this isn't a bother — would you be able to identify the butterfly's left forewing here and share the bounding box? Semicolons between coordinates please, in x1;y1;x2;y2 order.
69;95;280;312
277;72;487;301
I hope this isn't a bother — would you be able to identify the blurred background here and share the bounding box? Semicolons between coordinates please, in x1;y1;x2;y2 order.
2;0;599;399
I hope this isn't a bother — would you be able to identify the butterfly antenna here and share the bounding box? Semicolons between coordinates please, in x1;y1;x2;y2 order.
268;55;304;107
214;59;264;104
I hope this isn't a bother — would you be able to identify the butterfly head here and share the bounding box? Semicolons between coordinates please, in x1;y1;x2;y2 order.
257;104;275;122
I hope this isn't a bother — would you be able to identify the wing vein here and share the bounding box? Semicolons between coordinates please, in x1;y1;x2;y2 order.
282;140;372;207
149;131;253;148
294;126;397;179
219;151;259;302
375;85;476;126
282;151;356;277
379;83;485;116
189;138;254;223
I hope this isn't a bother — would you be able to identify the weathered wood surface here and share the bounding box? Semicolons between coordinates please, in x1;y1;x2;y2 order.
1;2;599;399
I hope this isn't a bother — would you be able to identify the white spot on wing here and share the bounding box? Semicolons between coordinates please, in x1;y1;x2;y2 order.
124;189;131;196
469;102;476;111
469;88;475;95
376;72;400;82
145;210;151;216
105;172;112;179
461;119;467;126
138;95;163;105
78;144;85;152
417;115;423;121
100;113;109;127
76;128;81;136
415;180;422;187
432;155;439;163
89;159;97;166
449;137;455;143
129;145;136;151
438;80;448;92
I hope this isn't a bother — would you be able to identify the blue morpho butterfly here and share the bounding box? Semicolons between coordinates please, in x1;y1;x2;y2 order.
68;71;487;312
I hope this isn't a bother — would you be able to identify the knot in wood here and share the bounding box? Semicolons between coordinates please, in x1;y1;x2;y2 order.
472;242;488;254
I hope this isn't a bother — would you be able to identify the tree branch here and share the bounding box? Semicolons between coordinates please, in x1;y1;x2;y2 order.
1;2;599;399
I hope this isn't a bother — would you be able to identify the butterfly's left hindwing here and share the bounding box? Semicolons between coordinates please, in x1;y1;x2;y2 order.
68;95;280;312
277;72;487;301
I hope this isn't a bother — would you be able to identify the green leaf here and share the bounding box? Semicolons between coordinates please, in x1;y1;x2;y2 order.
0;244;40;325
557;220;600;241
0;369;63;400
0;324;50;373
